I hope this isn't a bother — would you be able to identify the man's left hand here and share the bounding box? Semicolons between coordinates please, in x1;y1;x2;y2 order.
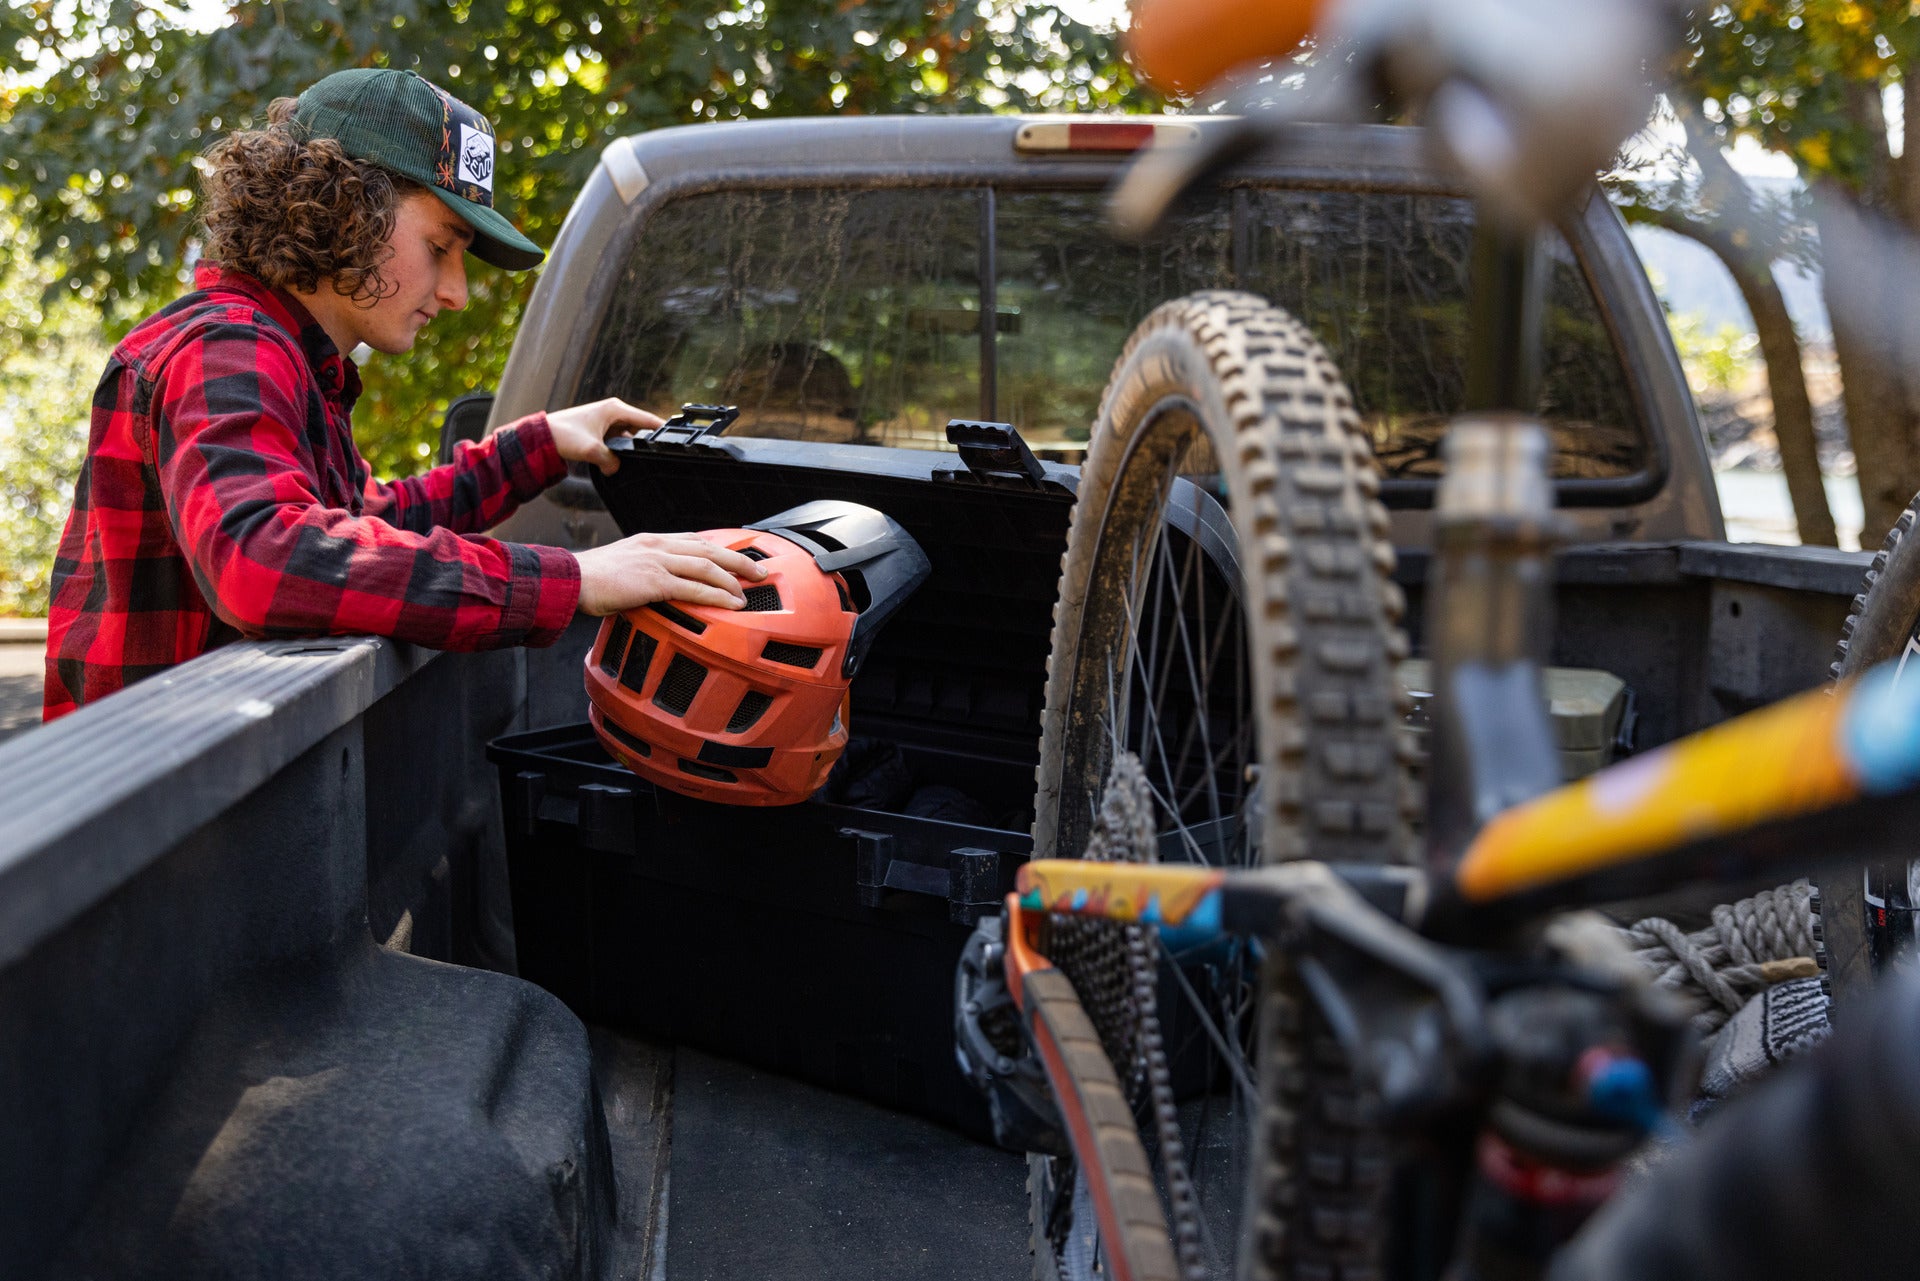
546;398;665;475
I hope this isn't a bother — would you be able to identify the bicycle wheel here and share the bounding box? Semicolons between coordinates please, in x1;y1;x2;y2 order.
1824;495;1920;1005
1028;291;1415;1281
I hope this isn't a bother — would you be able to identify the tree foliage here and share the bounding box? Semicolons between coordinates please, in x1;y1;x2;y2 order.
1670;1;1919;540
1;0;1151;476
0;203;110;615
1678;1;1915;200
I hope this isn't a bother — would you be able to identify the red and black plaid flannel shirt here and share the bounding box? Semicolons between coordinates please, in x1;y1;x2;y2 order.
44;262;581;720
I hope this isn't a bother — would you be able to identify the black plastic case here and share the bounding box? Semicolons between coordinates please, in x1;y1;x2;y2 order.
492;434;1076;1138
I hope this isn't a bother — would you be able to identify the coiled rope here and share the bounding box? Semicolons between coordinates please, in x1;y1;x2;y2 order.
1615;880;1822;1032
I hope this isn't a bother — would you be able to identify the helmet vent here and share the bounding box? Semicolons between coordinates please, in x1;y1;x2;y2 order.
839;568;872;613
601;716;653;758
727;690;774;732
649;601;708;635
763;640;823;669
599;616;632;677
740;547;770;562
698;741;774;768
677;758;738;783
618;630;658;694
742;585;782;612
652;655;708;715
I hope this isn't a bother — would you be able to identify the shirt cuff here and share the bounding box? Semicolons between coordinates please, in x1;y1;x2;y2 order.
497;413;569;499
503;542;582;647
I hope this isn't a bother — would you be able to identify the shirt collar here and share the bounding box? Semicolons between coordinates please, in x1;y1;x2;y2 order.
191;262;362;410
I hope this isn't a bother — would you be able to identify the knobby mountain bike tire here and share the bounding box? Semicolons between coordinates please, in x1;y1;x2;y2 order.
1825;494;1920;1005
1028;292;1416;1281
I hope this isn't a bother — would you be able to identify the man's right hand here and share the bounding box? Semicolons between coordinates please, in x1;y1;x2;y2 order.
574;532;767;617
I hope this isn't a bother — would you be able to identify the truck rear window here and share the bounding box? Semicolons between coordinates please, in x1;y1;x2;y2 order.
582;185;1647;482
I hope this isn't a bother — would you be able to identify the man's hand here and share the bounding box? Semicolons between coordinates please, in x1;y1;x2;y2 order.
547;397;664;475
575;532;768;617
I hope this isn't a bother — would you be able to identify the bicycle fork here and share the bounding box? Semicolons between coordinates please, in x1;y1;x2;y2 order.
1424;224;1644;1279
1425;224;1567;864
1424;416;1565;857
1441;976;1670;1281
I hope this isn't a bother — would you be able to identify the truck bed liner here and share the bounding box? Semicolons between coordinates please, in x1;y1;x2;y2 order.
594;1031;1027;1280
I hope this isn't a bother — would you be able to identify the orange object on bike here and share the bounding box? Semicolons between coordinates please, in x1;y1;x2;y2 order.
1127;0;1325;93
584;501;929;806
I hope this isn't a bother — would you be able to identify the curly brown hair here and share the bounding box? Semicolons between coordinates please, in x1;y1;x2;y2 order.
198;97;423;302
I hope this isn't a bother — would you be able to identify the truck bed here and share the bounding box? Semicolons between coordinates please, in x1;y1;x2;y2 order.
592;1030;1028;1281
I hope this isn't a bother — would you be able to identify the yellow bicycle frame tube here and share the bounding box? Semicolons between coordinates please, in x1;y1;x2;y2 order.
1453;660;1920;903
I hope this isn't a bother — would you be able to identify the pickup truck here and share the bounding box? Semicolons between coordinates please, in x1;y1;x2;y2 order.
0;116;1876;1281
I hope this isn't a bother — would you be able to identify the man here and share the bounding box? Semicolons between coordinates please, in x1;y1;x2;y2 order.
44;67;761;718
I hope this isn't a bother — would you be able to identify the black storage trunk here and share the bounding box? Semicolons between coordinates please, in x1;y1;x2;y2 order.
491;440;1076;1139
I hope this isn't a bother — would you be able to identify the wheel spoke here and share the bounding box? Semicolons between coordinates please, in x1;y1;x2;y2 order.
1160;935;1259;1109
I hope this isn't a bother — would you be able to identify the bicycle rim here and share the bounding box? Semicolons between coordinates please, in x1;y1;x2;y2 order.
1028;292;1415;1281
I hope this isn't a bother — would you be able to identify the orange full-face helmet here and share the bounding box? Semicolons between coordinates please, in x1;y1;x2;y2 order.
584;501;931;806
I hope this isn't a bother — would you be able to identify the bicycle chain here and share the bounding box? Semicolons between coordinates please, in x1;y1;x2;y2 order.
1048;752;1207;1281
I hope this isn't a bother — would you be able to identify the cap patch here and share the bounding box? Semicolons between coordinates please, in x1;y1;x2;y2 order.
457;123;495;195
429;84;496;208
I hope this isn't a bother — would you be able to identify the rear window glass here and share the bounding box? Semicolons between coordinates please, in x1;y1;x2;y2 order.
1236;190;1643;481
582;183;1647;482
583;189;982;451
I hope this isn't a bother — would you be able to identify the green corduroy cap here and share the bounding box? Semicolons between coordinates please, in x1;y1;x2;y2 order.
292;68;544;271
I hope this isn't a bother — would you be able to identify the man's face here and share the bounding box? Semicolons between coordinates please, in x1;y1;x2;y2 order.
350;192;474;354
